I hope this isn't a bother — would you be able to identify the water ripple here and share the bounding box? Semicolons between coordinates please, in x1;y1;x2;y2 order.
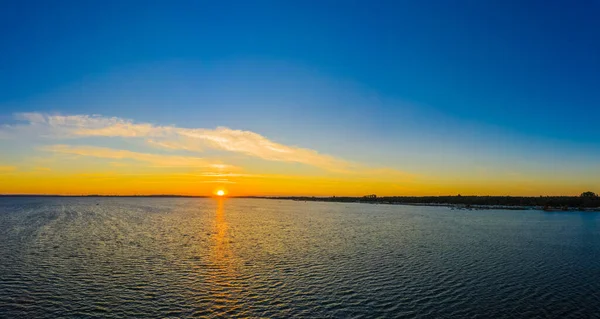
0;198;599;318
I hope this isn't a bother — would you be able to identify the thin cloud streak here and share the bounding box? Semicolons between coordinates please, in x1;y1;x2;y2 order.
0;166;17;173
42;145;233;169
6;113;358;172
2;113;413;178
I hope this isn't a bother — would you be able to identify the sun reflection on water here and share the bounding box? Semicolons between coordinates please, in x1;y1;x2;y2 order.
213;198;230;261
207;197;241;314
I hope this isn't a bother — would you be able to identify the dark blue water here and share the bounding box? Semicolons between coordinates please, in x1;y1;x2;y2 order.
0;198;599;318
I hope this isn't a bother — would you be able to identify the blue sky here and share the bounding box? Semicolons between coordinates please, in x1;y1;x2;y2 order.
1;0;599;195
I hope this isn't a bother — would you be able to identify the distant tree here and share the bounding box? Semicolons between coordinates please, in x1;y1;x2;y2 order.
581;191;598;198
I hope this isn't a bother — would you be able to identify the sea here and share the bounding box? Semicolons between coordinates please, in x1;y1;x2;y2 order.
0;197;599;318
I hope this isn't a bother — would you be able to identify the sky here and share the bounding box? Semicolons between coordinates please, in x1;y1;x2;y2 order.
1;0;599;196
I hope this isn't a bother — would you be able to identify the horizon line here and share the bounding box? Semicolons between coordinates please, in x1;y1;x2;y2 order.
0;194;593;198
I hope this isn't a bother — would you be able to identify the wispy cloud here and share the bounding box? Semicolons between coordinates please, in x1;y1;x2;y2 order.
42;145;232;169
173;127;352;171
191;172;261;178
197;179;237;184
3;113;356;171
0;166;16;173
2;112;411;177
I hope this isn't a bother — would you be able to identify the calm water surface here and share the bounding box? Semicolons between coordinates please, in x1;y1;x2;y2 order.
0;198;599;318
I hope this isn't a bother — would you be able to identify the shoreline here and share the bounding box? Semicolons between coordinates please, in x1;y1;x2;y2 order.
263;196;600;212
1;194;599;211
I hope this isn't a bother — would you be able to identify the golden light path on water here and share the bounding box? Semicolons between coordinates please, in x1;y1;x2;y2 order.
207;198;241;315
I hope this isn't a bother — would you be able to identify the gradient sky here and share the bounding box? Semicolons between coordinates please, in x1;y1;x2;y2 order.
1;0;599;196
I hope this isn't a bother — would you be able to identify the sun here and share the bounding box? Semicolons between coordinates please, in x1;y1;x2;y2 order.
216;190;225;197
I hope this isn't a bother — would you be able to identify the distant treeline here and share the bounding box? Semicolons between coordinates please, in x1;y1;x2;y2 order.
268;194;600;208
2;194;599;209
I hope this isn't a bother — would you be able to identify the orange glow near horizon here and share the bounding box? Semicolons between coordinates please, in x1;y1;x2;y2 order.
0;168;594;197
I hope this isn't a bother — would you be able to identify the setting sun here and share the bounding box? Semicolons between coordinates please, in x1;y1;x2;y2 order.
216;190;225;196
